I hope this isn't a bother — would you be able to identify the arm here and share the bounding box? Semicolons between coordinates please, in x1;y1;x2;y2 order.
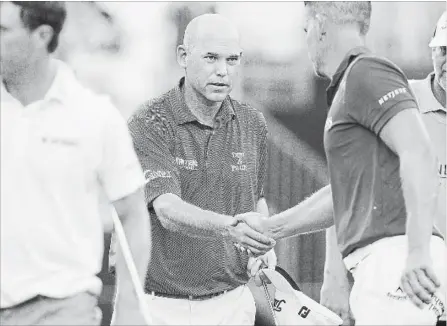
380;109;440;307
152;193;232;238
266;184;334;240
112;188;151;306
320;226;354;325
322;226;350;287
234;185;334;240
96;99;151;324
379;109;438;255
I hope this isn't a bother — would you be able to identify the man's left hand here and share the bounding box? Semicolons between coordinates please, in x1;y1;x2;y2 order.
247;249;277;286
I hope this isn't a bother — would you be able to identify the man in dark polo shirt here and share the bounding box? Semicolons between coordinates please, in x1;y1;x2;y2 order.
318;12;447;326
123;13;276;325
234;2;446;325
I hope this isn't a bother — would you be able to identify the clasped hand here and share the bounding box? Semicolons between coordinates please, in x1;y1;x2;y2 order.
227;211;275;257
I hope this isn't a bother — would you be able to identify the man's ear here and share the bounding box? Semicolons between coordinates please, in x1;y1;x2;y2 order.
177;45;188;68
33;24;54;52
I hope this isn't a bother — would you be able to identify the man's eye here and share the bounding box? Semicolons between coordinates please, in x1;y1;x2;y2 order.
227;57;240;65
204;56;217;62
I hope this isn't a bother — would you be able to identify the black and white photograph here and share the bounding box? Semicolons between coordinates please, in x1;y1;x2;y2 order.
0;1;445;325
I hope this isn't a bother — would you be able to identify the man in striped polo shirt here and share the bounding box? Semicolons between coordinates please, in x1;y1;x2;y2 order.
123;13;276;325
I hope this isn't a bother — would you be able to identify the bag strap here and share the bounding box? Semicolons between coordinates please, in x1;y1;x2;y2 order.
275;266;301;291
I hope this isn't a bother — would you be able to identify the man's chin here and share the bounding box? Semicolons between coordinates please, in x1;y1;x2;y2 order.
206;92;229;103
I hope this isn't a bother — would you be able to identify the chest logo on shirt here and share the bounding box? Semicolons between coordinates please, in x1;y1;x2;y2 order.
41;136;78;147
231;152;247;172
175;157;198;171
324;117;333;132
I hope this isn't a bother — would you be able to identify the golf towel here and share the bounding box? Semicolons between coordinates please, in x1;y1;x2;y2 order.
261;266;343;326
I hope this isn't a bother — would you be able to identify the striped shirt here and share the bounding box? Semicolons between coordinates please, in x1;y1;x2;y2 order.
128;77;268;296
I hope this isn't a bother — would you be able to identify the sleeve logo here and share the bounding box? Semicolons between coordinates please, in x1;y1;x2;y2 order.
378;87;407;106
144;170;172;183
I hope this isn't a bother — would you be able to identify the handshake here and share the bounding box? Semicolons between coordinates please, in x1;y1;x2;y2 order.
226;212;276;257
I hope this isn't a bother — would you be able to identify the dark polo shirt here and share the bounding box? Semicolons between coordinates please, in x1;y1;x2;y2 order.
128;77;268;296
324;47;442;258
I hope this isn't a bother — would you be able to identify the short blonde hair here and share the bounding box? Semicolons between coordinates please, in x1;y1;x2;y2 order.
304;1;372;36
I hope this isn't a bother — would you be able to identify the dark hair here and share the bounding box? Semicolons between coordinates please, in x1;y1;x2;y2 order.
304;1;372;36
12;1;66;53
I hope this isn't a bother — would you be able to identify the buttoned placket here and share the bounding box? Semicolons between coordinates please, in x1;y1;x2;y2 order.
204;127;215;170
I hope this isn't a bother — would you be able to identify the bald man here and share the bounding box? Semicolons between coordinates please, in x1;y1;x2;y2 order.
120;14;276;325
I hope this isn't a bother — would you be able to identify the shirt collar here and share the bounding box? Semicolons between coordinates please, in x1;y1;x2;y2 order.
43;60;82;105
418;72;446;114
171;77;236;127
1;59;80;107
326;46;371;107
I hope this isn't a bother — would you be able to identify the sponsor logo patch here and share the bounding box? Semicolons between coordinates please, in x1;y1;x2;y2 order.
231;152;247;172
175;157;198;171
144;169;172;183
378;88;407;106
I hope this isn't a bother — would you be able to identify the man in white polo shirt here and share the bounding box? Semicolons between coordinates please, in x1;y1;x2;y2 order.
0;2;151;325
410;11;446;238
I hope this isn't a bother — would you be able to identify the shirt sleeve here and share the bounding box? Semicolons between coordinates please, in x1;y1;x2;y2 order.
346;57;418;135
97;100;146;202
257;113;268;199
128;104;182;206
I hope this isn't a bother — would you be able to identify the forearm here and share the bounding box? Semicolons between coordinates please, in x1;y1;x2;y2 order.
266;185;334;240
153;193;233;238
401;150;439;253
323;226;349;282
114;190;151;301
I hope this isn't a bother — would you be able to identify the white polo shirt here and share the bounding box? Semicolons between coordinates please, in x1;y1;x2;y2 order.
0;60;145;308
410;73;446;237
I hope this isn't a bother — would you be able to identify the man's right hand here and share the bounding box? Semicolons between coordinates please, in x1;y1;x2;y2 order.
232;212;272;235
227;212;275;256
320;275;354;326
401;249;440;309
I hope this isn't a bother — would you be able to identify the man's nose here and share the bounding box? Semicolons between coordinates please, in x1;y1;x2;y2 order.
214;59;228;77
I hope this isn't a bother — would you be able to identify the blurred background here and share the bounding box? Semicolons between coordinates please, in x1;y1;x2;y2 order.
54;1;445;324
